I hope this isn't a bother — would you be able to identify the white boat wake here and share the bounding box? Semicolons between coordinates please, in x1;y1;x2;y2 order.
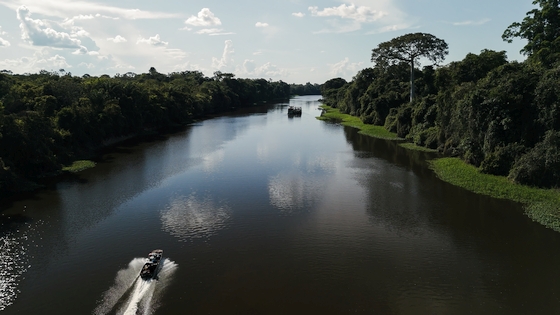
93;257;177;315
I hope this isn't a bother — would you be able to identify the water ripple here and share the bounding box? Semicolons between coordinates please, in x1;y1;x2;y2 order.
160;193;231;241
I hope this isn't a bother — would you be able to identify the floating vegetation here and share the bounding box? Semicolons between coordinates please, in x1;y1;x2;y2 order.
62;160;96;173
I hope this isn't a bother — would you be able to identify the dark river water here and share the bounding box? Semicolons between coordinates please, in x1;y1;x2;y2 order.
2;95;560;314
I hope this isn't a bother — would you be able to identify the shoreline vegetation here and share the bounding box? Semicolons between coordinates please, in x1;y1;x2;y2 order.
62;160;96;173
0;67;323;200
318;105;560;232
318;1;560;232
317;105;402;140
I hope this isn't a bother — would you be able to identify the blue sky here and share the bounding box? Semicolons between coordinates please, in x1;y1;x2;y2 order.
0;0;535;84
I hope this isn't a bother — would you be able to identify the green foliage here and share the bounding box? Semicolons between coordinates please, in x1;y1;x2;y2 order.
509;130;560;187
62;160;96;172
534;66;560;131
315;8;560;231
479;143;527;176
0;69;296;197
371;32;449;101
447;50;508;84
399;142;438;152
502;0;560;66
370;32;449;67
318;106;400;140
412;126;439;149
290;82;321;96
320;26;560;189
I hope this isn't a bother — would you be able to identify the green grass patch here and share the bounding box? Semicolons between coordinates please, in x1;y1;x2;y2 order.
399;142;438;152
317;106;401;140
429;157;560;231
62;160;96;173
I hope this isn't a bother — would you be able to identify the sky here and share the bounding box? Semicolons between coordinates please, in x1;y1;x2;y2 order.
0;0;536;84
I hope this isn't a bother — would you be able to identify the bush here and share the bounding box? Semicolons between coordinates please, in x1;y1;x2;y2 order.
395;105;413;138
480;143;527;176
412;126;439;149
509;130;560;188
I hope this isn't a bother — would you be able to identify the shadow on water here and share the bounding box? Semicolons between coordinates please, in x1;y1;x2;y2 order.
342;123;560;314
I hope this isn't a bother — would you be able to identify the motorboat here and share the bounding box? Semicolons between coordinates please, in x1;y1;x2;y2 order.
139;249;163;280
287;106;302;116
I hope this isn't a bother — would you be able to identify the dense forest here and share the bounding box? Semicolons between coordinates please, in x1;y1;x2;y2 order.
321;0;560;189
1;0;558;197
0;67;319;198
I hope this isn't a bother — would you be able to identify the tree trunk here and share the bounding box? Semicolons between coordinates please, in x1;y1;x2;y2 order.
409;59;415;102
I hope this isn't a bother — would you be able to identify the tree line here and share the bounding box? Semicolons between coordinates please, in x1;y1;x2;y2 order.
0;67;314;198
321;0;560;189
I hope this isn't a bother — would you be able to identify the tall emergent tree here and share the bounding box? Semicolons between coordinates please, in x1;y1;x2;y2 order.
371;32;448;102
502;0;560;66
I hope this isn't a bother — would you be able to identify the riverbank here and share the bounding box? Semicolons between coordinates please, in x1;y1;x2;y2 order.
318;105;560;232
317;106;402;140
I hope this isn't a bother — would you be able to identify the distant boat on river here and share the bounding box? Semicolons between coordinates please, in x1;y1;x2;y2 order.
288;106;302;116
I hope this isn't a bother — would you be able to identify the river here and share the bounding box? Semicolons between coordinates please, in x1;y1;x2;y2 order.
2;95;560;314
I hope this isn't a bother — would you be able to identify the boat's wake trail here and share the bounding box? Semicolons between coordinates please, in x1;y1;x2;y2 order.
93;257;177;315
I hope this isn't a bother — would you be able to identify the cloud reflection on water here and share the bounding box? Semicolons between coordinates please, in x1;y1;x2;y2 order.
202;148;225;173
268;155;334;213
160;193;231;241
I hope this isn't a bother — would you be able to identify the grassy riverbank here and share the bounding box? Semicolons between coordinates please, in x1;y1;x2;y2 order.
317;106;401;140
318;105;560;232
62;160;97;173
430;158;560;231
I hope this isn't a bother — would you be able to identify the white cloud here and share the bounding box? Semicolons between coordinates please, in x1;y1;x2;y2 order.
453;18;491;26
36;54;71;69
0;50;71;73
112;63;135;70
0;0;177;20
309;4;386;23
212;40;234;70
61;14;95;26
255;22;269;28
78;62;95;69
292;12;305;18
196;28;221;35
196;28;234;36
172;61;206;73
240;60;288;78
312;20;362;34
72;46;89;55
165;48;188;60
366;23;412;34
0;27;9;47
107;35;127;43
136;34;168;47
185;8;221;27
329;57;363;78
0;37;9;47
243;59;256;73
16;6;90;53
183;8;233;35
